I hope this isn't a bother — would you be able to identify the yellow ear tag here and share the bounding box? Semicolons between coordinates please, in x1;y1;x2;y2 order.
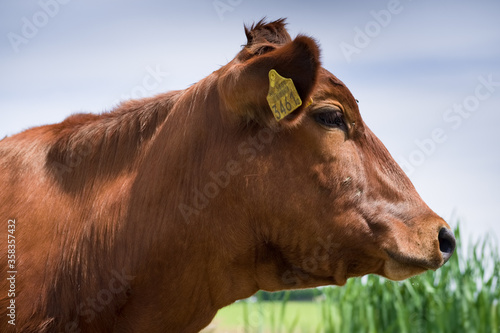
266;69;302;121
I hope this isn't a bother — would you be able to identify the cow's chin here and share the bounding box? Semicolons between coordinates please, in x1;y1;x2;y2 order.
381;258;429;281
378;236;445;281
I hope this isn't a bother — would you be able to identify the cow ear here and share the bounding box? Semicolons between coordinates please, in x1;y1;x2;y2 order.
219;35;320;128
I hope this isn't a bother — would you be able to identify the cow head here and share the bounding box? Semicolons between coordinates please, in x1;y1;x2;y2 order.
177;19;455;292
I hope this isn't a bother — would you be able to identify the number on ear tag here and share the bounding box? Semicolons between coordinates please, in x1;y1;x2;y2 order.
266;69;302;121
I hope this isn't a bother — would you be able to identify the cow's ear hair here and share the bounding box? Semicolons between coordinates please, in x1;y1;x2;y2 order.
219;35;320;128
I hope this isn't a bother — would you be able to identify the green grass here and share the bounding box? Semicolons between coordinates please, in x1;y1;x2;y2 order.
212;301;322;332
210;225;500;332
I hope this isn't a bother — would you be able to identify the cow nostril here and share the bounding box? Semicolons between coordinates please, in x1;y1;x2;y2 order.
438;227;456;263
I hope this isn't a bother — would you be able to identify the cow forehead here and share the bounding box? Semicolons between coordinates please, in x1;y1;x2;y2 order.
311;68;362;123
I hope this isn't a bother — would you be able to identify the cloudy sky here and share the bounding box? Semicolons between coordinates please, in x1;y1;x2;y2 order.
1;0;499;246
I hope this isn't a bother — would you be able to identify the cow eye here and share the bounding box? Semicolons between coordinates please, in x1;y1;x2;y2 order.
313;109;347;131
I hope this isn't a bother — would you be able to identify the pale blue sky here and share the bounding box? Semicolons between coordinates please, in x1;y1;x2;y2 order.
1;0;499;244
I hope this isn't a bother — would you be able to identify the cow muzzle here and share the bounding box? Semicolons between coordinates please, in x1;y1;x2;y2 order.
382;223;456;281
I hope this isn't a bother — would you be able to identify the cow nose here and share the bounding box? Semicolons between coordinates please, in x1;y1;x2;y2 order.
438;227;456;264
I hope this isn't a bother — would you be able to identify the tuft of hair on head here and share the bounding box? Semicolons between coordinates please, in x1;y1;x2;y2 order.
243;18;292;55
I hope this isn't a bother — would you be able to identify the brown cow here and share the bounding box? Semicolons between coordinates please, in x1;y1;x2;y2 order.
0;19;455;332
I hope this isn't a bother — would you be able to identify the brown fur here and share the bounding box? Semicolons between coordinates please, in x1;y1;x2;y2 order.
0;19;453;332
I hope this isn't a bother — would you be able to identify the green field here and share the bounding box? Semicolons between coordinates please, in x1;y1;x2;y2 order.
205;226;500;333
211;301;322;332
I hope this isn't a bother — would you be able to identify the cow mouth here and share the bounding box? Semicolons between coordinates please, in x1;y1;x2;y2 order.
385;250;442;271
